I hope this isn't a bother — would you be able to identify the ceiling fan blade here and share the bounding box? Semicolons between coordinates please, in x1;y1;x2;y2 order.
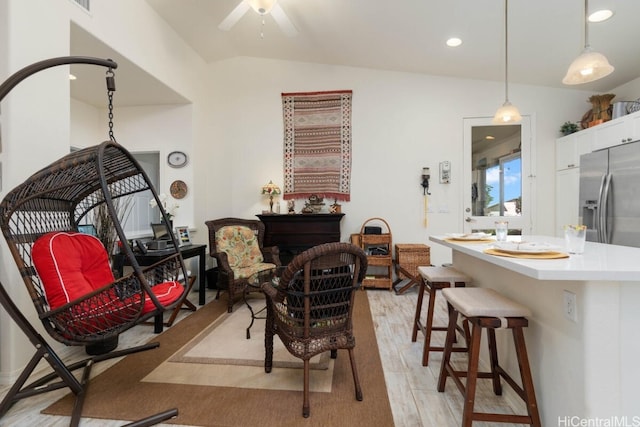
218;1;250;31
270;3;298;37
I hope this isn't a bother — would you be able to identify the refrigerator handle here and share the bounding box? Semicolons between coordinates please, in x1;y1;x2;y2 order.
599;173;612;244
595;174;606;243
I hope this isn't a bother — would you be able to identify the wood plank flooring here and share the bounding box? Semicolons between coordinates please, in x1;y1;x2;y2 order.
1;285;526;426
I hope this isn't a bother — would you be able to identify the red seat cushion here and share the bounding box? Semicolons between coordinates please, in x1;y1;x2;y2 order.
32;231;184;315
32;231;115;309
142;280;183;313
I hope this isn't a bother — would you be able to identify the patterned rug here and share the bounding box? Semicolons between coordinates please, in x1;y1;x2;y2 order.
281;90;352;202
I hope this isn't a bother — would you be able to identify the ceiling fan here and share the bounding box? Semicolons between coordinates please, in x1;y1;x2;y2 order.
218;0;298;37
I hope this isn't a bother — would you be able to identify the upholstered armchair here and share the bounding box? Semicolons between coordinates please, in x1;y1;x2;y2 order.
205;218;281;313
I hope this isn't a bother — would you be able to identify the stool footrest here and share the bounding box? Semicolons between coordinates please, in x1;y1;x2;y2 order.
473;413;536;424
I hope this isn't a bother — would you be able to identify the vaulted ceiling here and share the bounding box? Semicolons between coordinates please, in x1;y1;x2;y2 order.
146;0;640;92
71;0;640;107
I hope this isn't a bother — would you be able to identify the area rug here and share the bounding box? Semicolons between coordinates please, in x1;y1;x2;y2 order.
166;297;330;370
281;90;352;202
43;290;394;426
142;297;333;392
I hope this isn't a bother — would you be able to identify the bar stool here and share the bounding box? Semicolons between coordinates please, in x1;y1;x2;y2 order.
412;266;472;366
437;287;541;427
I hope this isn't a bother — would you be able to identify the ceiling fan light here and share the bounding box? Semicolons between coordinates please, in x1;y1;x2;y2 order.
562;49;614;85
247;0;277;15
492;101;522;124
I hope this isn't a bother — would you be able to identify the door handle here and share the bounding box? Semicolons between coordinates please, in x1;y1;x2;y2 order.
465;217;475;222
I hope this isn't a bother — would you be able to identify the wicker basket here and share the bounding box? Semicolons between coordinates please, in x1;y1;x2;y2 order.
395;244;430;280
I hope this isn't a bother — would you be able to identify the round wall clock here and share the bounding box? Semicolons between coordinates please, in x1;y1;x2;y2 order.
167;151;188;168
169;180;188;199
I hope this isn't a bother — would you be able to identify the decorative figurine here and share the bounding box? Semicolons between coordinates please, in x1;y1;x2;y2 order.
329;199;342;213
287;199;295;214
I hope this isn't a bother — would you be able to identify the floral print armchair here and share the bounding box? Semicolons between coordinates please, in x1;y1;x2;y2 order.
205;218;281;312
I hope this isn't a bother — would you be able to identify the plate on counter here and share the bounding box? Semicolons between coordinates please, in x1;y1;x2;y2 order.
446;232;494;241
492;241;560;254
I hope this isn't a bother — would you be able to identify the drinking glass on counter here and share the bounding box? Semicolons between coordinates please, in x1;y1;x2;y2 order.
564;225;587;254
495;221;508;242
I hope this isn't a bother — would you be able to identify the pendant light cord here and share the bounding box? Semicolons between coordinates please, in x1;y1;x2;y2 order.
504;0;509;103
583;0;590;50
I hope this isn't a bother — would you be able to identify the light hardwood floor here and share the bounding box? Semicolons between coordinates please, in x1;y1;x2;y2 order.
0;285;527;426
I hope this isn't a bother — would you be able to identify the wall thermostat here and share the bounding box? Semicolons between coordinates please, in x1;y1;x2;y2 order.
439;161;451;184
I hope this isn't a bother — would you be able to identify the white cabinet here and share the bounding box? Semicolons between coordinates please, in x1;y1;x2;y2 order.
592;110;640;151
555;168;580;237
555;132;591;237
555;132;592;170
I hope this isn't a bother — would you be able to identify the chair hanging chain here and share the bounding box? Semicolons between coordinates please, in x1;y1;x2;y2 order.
106;68;117;142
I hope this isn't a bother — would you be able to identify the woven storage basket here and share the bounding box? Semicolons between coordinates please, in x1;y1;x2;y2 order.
395;244;430;280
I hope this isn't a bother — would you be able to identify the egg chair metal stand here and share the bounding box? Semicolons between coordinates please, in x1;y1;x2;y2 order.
0;57;185;426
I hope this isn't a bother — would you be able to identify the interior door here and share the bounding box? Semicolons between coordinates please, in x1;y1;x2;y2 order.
462;117;532;235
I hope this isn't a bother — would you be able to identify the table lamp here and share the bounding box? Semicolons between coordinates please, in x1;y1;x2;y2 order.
261;180;281;213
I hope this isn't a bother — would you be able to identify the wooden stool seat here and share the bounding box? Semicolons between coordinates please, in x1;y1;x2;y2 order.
438;287;541;427
412;266;472;366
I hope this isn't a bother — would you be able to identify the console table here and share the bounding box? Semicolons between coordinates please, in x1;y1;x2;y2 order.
257;213;344;264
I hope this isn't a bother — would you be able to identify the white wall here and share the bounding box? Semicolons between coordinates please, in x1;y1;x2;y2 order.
70;98;103;148
203;57;593;265
611;76;640;102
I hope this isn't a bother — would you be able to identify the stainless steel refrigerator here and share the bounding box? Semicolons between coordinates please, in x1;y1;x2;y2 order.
579;140;640;247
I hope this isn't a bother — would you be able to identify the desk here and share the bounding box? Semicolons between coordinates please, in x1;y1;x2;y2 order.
430;235;640;424
257;213;344;264
113;244;207;306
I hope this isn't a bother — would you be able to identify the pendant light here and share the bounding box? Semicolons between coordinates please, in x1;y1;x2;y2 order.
562;0;614;85
493;0;522;124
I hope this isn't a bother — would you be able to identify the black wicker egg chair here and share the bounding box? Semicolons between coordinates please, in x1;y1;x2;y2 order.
0;57;184;426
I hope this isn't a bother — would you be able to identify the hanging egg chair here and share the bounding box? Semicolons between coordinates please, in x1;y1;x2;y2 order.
0;56;184;426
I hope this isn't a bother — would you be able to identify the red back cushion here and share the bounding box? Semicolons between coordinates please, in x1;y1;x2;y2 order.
32;232;115;309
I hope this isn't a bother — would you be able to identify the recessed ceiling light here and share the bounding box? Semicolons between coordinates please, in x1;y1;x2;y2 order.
485;135;495;140
446;38;462;47
588;9;613;23
69;74;77;80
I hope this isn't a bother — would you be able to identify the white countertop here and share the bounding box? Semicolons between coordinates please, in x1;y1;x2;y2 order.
430;235;640;281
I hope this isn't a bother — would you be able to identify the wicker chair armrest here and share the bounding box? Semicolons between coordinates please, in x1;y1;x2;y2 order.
261;245;281;267
211;251;233;276
260;281;280;300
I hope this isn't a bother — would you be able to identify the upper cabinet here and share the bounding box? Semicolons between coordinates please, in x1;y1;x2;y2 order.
555;131;593;170
591;110;640;152
556;110;640;165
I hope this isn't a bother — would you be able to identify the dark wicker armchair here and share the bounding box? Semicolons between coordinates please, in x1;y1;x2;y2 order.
260;242;367;417
205;218;281;312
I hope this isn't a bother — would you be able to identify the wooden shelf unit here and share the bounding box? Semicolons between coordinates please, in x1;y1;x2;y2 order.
352;218;393;290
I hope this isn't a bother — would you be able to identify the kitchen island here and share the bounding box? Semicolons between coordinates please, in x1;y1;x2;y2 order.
430;235;640;425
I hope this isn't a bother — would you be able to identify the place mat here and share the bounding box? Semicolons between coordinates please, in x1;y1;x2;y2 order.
445;238;494;244
484;248;569;259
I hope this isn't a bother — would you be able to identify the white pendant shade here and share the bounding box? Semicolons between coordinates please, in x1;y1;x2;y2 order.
563;0;614;85
247;0;277;15
492;101;522;124
562;49;615;85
